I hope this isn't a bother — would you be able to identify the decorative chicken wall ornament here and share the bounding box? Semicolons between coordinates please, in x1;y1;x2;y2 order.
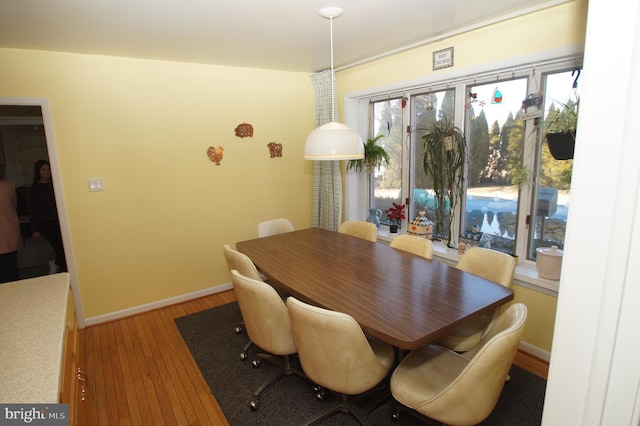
234;123;254;138
207;146;224;165
268;142;283;158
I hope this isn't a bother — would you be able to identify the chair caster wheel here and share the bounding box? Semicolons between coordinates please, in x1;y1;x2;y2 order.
234;326;243;334
240;351;248;361
391;411;400;421
252;359;262;368
315;390;326;401
249;400;259;411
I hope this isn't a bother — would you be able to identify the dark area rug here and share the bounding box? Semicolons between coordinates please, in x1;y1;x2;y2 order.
175;302;546;425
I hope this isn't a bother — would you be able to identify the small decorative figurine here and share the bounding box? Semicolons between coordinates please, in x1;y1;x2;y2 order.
207;146;224;165
408;211;434;240
267;142;283;158
234;123;254;138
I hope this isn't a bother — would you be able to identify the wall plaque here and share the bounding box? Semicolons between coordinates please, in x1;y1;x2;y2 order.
433;47;454;70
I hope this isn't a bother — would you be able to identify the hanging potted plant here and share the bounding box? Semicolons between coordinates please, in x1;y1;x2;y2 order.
346;134;390;174
422;119;466;248
541;98;578;160
384;202;405;233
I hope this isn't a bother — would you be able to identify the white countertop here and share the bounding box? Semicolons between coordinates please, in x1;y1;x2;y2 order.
0;273;70;403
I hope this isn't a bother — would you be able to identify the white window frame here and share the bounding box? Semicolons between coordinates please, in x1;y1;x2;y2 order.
344;46;584;296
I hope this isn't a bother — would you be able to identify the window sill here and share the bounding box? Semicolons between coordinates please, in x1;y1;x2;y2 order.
377;228;559;297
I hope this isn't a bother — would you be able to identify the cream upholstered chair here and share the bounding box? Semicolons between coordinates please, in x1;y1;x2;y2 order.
389;234;434;259
223;244;263;282
258;218;295;237
338;220;377;242
223;244;265;360
287;296;395;425
230;270;306;411
435;247;516;352
390;303;527;425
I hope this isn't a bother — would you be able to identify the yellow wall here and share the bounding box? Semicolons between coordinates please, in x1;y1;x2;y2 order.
513;285;558;352
336;0;587;354
0;48;315;318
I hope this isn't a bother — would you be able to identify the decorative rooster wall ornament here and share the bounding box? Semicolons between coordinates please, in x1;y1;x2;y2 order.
207;146;224;165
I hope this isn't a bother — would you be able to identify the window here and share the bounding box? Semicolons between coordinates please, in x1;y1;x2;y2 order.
527;70;579;260
411;89;456;240
370;98;403;223
463;78;528;255
363;57;581;264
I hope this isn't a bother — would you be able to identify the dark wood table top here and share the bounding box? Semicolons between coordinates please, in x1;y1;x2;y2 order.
236;227;514;350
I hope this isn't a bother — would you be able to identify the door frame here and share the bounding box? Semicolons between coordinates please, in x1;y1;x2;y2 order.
0;96;83;326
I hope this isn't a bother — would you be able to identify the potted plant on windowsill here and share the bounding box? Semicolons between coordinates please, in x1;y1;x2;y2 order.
422;119;466;247
346;134;390;174
384;202;405;233
541;98;578;160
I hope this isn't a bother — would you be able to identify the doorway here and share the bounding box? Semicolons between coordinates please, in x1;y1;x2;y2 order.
0;103;68;279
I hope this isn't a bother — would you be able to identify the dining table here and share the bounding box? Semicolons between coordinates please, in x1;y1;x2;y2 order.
236;227;514;350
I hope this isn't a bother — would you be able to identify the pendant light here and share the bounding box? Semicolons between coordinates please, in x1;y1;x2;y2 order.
304;7;364;161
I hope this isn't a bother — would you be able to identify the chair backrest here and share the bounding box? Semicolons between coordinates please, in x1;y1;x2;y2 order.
338;220;377;242
258;218;295;237
230;270;297;356
287;296;391;395
223;244;263;282
456;247;515;288
429;303;527;425
389;234;434;259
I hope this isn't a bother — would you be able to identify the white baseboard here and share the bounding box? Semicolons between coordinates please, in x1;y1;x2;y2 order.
519;340;551;363
82;282;234;327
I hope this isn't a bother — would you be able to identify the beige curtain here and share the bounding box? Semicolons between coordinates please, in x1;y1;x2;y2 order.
309;70;342;231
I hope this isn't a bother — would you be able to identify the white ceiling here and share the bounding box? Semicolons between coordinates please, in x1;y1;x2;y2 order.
0;0;563;73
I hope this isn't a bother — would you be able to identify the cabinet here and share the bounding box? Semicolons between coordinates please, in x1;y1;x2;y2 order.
0;274;89;423
60;289;90;425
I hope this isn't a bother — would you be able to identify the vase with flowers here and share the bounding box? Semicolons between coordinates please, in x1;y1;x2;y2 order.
384;202;406;233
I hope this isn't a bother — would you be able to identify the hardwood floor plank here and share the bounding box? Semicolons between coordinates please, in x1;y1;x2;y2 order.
97;322;119;425
145;309;194;426
145;310;187;426
109;320;132;425
137;313;175;426
105;323;129;424
160;305;211;424
120;317;152;425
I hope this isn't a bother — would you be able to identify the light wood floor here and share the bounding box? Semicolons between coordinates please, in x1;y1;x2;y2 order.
83;289;548;425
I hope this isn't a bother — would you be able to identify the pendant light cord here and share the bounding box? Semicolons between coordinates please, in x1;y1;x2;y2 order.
329;15;335;123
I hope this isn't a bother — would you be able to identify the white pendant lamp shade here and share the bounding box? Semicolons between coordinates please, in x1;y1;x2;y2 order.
304;7;364;161
304;122;364;160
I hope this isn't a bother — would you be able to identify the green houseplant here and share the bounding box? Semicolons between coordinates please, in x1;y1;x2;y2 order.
422;119;466;248
347;134;390;174
541;98;578;160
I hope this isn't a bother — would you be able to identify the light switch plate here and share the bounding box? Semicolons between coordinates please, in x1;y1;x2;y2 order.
88;178;104;192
